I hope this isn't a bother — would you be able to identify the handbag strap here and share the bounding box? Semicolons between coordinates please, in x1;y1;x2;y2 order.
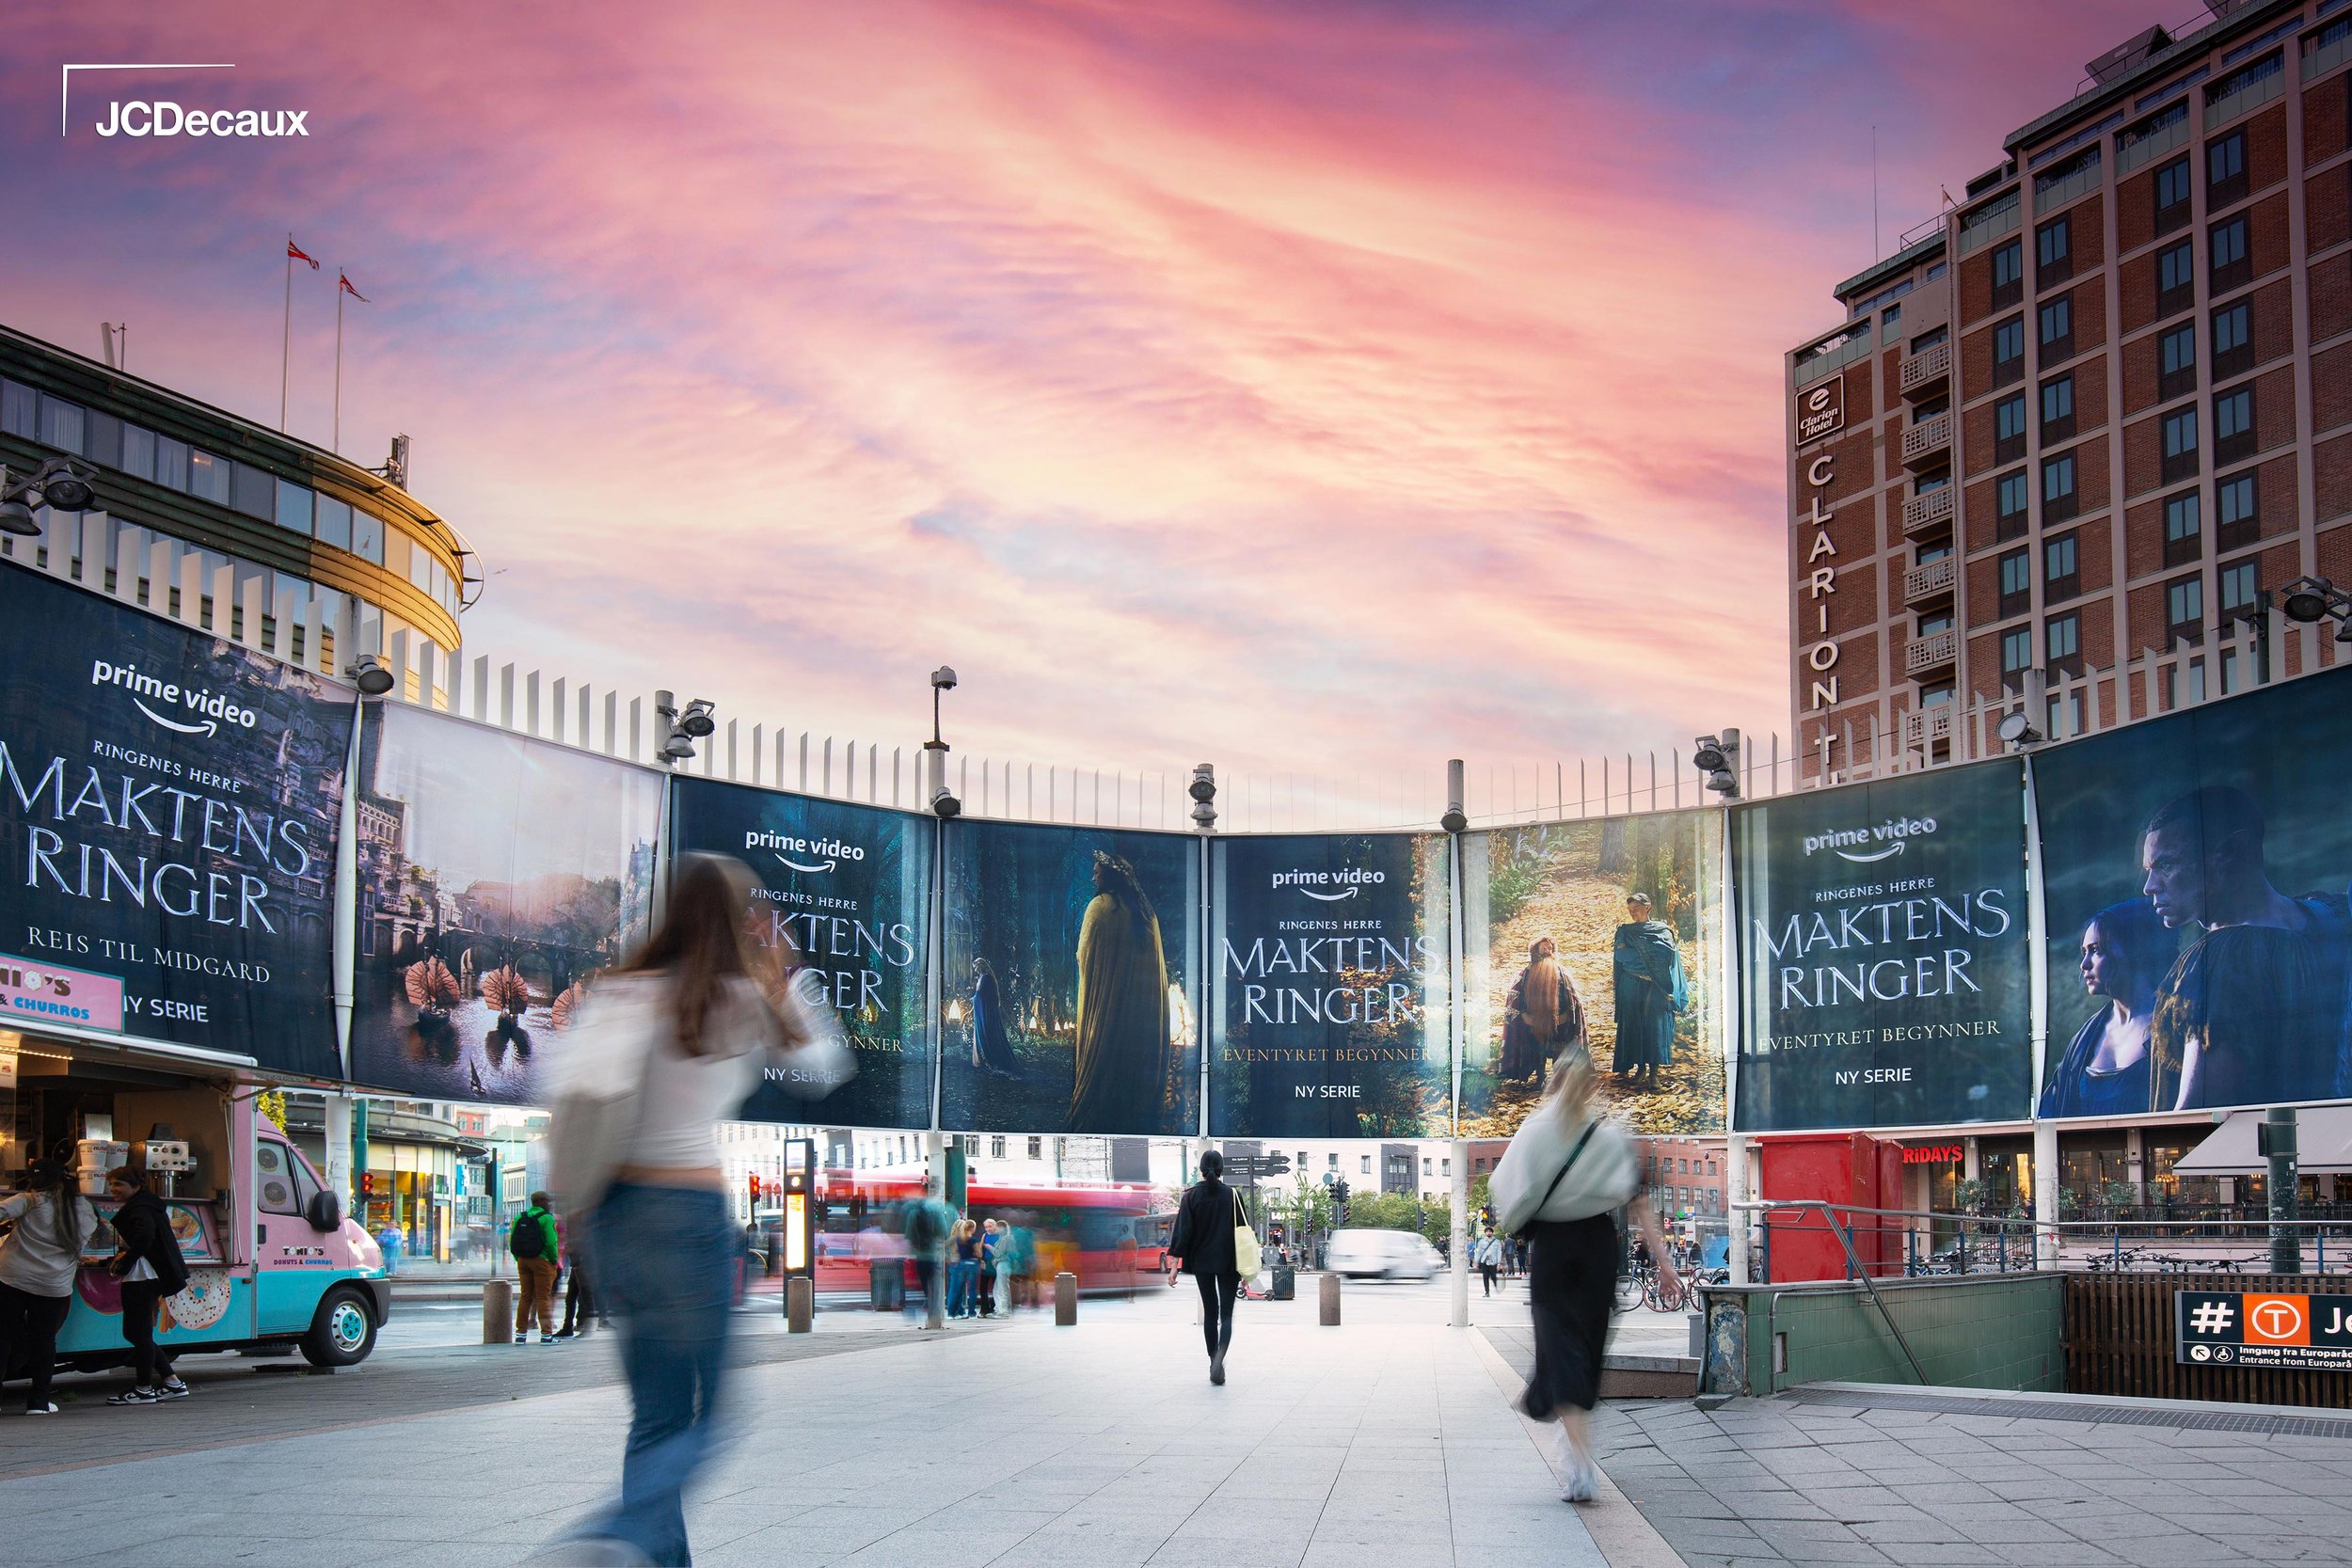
1516;1117;1601;1237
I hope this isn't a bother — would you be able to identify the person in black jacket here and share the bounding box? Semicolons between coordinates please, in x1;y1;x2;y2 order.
103;1166;190;1406
1166;1150;1242;1386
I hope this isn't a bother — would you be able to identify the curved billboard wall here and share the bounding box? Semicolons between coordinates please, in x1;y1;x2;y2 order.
1208;832;1452;1139
0;563;352;1076
1732;758;2032;1132
669;777;933;1127
941;818;1201;1136
349;704;662;1106
1460;812;1723;1140
2036;667;2352;1119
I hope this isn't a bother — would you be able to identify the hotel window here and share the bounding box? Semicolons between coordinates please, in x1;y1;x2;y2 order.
2162;406;2200;483
1994;393;2028;464
2160;323;2198;401
2036;214;2073;287
2044;531;2079;601
2157;239;2195;317
188;449;230;505
2155;154;2193;232
2046;612;2082;673
1997;470;2030;540
2164;491;2202;566
1999;547;2032;616
1991;238;2024;309
2039;297;2074;358
2042;451;2078;522
2210;214;2250;293
38;393;86;454
230;461;276;522
2211;300;2252;379
313;495;354;552
351;507;387;564
2001;626;2033;678
2167;576;2204;640
2207;128;2246;207
2040;373;2075;441
2217;471;2259;549
1993;318;2026;386
274;479;313;536
2220;560;2261;617
2214;386;2254;463
0;379;32;437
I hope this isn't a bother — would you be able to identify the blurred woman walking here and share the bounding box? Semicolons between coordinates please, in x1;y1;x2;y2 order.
1166;1150;1242;1385
1490;1054;1674;1504
547;854;834;1565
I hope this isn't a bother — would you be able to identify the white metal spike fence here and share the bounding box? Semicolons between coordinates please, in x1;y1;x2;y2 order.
13;506;2339;829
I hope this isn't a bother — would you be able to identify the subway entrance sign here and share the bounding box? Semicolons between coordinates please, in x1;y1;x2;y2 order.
2176;1291;2352;1371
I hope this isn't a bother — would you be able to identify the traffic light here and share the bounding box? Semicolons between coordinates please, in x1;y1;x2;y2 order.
748;1174;764;1208
1332;1180;1350;1222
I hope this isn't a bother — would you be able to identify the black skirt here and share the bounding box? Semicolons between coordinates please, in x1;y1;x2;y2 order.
1517;1212;1618;1420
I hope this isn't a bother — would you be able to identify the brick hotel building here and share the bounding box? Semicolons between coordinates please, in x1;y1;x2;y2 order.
1786;0;2352;781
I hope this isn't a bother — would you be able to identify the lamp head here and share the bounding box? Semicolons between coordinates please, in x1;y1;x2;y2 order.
1692;736;1727;774
2280;578;2337;625
0;498;40;537
346;655;397;697
930;787;961;820
660;731;697;763
1995;710;2042;748
33;462;95;513
677;698;717;738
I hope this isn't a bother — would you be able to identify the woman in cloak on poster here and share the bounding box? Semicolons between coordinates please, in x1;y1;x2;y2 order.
970;958;1023;1076
1067;852;1172;1131
1501;938;1586;1083
2039;899;2171;1118
1612;893;1688;1087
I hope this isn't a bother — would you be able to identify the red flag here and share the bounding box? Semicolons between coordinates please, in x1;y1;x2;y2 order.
287;238;320;270
339;272;369;303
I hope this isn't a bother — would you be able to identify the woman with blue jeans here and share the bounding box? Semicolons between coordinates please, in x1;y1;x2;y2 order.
560;855;826;1566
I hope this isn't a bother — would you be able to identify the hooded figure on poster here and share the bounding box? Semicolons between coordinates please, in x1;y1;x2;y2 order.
1067;851;1173;1128
1612;895;1688;1075
970;958;1021;1076
1500;938;1584;1082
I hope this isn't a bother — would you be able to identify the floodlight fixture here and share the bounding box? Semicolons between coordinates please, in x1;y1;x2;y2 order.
346;655;397;697
1693;730;1741;799
1995;710;2042;749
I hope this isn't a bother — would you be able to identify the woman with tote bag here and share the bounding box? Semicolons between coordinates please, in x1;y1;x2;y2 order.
1489;1053;1675;1504
1166;1149;1254;1386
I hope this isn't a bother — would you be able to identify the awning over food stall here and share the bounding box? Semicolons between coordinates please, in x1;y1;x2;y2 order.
2173;1106;2352;1176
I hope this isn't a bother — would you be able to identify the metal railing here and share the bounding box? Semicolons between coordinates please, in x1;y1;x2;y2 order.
1900;412;1951;465
1903;626;1959;674
1898;340;1950;398
1900;485;1955;534
1902;557;1956;601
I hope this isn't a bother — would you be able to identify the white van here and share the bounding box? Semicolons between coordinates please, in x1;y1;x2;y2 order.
1324;1227;1441;1282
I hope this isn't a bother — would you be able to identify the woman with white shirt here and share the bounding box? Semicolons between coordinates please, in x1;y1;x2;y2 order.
0;1160;99;1415
561;853;822;1566
1489;1052;1674;1505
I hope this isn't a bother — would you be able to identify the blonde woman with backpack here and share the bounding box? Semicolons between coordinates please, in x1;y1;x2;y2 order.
1490;1053;1674;1504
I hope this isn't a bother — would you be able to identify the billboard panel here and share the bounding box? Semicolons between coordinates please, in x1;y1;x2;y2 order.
1733;759;2031;1132
1461;811;1723;1139
2036;670;2352;1117
0;563;351;1075
670;777;931;1127
349;704;662;1105
1208;832;1451;1139
941;818;1200;1135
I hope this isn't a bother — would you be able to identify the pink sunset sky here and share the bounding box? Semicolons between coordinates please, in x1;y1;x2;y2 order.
6;1;2165;813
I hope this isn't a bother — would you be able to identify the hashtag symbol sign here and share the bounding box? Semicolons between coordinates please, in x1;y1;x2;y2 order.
2190;1300;2235;1335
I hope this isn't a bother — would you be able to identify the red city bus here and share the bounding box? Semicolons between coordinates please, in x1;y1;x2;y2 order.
766;1170;1173;1302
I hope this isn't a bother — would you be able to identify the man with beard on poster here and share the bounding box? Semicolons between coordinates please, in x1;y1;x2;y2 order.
1067;852;1173;1130
1501;938;1586;1083
2140;786;2352;1110
969;958;1022;1075
1612;893;1687;1087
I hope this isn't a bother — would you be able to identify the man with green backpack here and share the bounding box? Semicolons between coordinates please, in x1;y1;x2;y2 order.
510;1191;563;1344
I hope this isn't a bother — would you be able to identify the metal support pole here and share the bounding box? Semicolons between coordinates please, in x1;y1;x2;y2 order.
1819;1203;1928;1386
323;1093;353;1225
2266;1106;2301;1275
925;1128;947;1328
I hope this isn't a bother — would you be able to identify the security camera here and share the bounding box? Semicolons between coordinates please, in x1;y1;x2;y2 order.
930;666;959;691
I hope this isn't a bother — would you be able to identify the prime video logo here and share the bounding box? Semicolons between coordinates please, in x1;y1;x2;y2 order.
60;64;309;140
1802;815;1939;864
1269;866;1386;902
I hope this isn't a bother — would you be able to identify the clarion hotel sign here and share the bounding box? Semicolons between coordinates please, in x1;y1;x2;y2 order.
1794;377;1845;716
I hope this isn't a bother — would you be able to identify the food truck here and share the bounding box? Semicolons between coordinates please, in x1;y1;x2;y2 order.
2;1031;389;1382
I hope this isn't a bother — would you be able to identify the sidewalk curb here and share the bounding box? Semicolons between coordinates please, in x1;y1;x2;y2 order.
1468;1327;1687;1568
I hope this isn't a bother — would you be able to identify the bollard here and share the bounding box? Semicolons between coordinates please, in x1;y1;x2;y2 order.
1054;1270;1077;1325
483;1278;515;1344
1319;1272;1341;1326
787;1275;814;1334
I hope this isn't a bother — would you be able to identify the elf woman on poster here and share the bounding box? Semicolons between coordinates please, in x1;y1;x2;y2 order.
1500;938;1585;1082
1067;851;1173;1129
1612;892;1688;1088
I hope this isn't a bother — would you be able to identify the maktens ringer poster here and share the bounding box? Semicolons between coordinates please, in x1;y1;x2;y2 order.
1209;832;1452;1139
2036;666;2352;1120
349;703;662;1107
1733;759;2031;1132
1460;812;1723;1141
670;777;930;1129
0;562;351;1076
941;818;1201;1137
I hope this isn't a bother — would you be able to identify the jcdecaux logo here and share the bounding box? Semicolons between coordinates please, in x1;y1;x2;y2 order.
60;64;310;141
